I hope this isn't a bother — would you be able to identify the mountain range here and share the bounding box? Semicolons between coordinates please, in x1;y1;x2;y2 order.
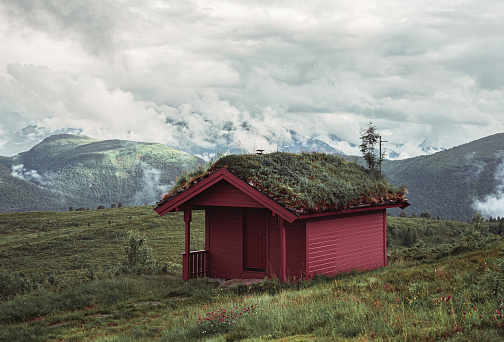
0;134;203;212
1;125;435;160
382;133;504;221
0;132;503;221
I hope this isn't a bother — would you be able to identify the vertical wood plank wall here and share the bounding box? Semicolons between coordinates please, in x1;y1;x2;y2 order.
269;218;306;280
306;210;385;277
207;207;243;279
243;208;267;270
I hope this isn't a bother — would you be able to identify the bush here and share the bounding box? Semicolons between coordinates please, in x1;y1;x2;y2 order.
420;212;431;219
121;229;158;274
0;272;42;300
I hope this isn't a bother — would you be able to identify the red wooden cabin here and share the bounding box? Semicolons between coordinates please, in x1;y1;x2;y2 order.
155;154;409;282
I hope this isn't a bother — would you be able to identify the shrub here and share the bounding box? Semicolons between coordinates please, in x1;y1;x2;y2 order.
420;212;431;219
121;229;158;274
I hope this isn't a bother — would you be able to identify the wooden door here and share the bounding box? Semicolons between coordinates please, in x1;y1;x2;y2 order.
244;208;267;271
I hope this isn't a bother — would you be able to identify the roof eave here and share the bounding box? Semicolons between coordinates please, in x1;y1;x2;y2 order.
154;169;298;223
297;201;411;220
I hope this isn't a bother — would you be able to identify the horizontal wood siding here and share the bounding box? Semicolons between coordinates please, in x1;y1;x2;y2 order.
207;207;243;279
306;210;385;277
269;217;306;280
190;180;263;207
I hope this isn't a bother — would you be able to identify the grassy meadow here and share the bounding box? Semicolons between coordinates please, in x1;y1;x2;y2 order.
1;206;503;341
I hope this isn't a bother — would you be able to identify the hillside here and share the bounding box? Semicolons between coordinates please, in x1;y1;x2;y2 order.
0;164;68;212
0;134;205;212
382;133;504;221
0;208;502;341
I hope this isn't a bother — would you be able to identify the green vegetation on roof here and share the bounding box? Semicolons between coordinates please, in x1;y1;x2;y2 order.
162;152;407;215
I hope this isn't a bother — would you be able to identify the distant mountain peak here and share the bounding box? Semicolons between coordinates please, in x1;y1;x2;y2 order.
0;125;83;157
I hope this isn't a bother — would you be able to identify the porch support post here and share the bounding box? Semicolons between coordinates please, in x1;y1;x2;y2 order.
383;209;387;267
183;207;192;281
279;217;286;283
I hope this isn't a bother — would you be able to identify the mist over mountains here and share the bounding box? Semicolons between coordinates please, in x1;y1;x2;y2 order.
0;134;203;212
1;123;442;161
0;131;502;221
382;133;504;220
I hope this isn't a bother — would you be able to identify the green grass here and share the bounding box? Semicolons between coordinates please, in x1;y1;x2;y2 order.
163;152;407;216
1;207;503;341
0;206;205;295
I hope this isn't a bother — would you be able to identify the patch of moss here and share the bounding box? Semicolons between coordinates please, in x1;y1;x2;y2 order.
161;152;407;215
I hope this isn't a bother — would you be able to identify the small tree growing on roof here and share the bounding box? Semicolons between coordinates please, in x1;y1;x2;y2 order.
359;122;385;177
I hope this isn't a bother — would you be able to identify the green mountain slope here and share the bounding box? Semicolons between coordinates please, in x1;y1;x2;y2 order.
383;133;504;220
3;132;503;219
0;134;204;212
0;164;67;212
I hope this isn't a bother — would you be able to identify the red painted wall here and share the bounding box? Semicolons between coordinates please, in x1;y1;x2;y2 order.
268;217;306;280
190;180;263;208
206;206;306;280
205;201;385;280
244;208;267;270
305;210;385;277
206;207;244;279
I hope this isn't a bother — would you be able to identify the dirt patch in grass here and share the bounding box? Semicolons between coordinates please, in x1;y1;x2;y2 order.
218;278;264;289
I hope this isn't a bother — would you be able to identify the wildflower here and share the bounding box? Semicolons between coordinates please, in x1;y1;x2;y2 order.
463;311;466;315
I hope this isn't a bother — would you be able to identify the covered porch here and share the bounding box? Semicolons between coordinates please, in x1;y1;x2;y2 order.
179;205;290;282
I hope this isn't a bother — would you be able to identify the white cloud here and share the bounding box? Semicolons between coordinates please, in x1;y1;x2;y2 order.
0;123;7;150
1;1;504;159
473;160;504;218
11;164;46;185
132;162;171;206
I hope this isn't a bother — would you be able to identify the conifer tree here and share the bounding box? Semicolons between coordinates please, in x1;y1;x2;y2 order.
359;122;384;177
403;227;414;247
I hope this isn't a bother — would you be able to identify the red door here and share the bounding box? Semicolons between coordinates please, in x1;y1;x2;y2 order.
244;208;267;271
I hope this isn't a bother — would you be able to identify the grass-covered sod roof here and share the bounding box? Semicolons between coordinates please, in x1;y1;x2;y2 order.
161;152;408;215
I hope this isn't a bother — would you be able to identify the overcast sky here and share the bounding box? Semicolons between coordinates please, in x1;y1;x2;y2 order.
0;0;503;158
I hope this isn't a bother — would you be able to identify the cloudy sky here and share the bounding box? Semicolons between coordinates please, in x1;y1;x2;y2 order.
0;0;503;158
